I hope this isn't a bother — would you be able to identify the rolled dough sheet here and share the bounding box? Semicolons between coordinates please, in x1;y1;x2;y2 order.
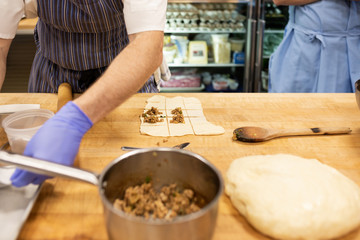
140;96;224;136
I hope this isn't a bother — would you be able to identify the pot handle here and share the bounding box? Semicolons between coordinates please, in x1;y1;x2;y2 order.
0;150;100;186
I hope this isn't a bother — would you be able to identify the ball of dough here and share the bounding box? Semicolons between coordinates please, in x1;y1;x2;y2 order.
225;154;360;240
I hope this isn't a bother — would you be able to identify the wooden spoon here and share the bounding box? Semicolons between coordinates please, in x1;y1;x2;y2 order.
233;126;352;142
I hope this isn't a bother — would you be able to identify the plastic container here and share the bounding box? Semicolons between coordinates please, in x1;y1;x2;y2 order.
188;41;208;64
211;34;231;64
229;38;245;52
170;35;189;62
211;34;229;43
163;43;178;63
233;51;245;64
2;109;54;154
212;79;229;91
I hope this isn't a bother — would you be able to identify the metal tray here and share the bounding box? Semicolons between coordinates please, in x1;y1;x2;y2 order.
160;83;205;92
0;142;41;240
0;177;41;240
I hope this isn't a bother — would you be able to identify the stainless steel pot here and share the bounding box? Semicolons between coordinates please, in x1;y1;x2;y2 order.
355;79;360;109
0;148;223;240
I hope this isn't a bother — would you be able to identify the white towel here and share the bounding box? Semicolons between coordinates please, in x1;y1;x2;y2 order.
160;57;171;81
0;104;40;114
154;57;171;90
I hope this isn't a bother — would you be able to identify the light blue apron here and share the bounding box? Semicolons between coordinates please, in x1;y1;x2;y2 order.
269;0;360;93
28;0;157;93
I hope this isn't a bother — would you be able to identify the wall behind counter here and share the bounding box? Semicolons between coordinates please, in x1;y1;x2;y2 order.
3;35;36;93
2;18;37;93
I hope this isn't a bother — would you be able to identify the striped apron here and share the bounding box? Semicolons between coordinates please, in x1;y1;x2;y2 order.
28;0;158;93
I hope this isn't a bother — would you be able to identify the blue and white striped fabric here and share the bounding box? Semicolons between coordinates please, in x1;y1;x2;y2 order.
269;0;360;93
28;0;158;93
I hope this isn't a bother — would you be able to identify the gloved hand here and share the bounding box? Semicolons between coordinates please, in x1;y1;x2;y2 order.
10;101;93;187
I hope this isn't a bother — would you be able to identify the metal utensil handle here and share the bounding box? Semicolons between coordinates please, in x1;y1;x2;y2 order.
121;146;141;151
0;150;99;186
122;142;189;151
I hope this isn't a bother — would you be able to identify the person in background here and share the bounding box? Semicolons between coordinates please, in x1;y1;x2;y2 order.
268;0;360;93
0;0;168;187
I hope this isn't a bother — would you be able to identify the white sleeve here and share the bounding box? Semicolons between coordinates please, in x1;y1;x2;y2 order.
24;0;38;19
0;0;25;39
123;0;167;34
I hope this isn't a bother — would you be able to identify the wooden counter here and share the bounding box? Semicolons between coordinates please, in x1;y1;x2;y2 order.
17;18;37;35
1;93;360;240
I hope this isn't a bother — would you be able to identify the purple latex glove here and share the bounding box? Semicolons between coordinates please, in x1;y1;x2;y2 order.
10;101;93;187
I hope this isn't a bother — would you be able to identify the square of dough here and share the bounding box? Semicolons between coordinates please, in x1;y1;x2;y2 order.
166;96;185;110
185;109;204;117
183;97;202;109
144;102;165;110
189;117;225;135
140;124;170;137
167;118;194;136
184;97;201;105
184;103;202;109
187;116;207;123
146;95;166;103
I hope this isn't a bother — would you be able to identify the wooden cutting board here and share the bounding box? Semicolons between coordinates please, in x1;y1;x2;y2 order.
1;92;360;240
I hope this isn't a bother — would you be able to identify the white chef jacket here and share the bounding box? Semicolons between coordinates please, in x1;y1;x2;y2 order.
0;0;167;39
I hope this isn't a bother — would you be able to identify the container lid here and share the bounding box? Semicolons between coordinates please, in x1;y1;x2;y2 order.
211;34;229;43
2;109;54;133
229;38;245;43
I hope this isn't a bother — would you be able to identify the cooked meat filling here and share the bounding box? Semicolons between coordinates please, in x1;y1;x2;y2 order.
170;107;185;123
144;107;163;116
113;182;201;220
143;115;164;123
142;107;164;123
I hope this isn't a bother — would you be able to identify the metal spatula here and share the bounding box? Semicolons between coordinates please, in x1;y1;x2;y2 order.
121;142;190;151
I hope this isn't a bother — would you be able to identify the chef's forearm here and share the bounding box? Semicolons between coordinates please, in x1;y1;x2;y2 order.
74;31;164;123
0;39;12;91
273;0;319;6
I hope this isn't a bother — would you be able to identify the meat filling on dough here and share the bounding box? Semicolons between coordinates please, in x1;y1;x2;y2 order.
142;107;164;123
170;107;185;123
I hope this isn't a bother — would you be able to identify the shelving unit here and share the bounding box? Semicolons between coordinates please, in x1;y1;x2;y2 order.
161;0;248;92
260;2;288;92
165;30;245;34
168;0;247;3
168;63;244;67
